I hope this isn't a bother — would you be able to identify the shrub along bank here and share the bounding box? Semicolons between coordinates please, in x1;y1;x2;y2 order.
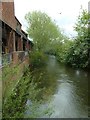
2;66;51;118
29;50;47;68
54;8;90;69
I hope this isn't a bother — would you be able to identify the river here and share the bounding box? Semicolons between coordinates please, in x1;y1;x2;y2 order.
26;55;89;118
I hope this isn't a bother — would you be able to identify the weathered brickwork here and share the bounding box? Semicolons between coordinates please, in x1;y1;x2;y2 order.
0;2;2;20
2;2;16;30
1;0;33;67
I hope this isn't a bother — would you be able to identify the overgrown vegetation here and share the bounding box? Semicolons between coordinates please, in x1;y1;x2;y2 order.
52;8;90;69
2;66;52;118
2;6;90;119
29;50;47;68
25;11;61;52
61;8;90;69
2;64;20;100
26;8;90;69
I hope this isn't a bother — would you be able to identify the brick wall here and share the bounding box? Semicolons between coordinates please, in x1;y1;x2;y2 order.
1;2;16;30
0;2;2;20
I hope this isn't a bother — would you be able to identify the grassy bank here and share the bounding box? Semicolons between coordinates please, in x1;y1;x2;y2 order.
2;65;51;119
3;66;36;118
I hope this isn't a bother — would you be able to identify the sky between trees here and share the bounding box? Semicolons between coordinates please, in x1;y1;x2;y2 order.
14;0;89;38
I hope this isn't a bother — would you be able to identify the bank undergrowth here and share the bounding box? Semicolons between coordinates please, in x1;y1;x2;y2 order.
29;50;47;68
2;65;51;119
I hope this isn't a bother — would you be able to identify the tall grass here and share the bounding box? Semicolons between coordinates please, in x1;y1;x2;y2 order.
2;65;52;118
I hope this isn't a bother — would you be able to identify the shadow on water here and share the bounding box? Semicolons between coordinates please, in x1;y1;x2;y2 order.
26;55;89;118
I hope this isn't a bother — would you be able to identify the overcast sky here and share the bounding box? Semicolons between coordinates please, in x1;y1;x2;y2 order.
14;0;89;37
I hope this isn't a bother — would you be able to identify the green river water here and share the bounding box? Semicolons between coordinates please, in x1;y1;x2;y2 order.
26;55;89;118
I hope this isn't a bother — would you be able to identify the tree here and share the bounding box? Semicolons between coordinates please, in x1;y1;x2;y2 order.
66;8;90;68
25;11;61;52
74;8;89;39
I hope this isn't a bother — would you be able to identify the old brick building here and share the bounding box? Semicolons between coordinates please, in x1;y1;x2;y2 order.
0;0;33;66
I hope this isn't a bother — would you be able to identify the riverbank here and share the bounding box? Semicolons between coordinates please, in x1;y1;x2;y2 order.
2;65;51;118
3;67;36;118
26;55;89;118
2;55;89;118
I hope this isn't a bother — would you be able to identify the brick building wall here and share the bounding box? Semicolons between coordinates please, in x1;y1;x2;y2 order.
1;2;16;30
0;2;2;20
1;0;33;66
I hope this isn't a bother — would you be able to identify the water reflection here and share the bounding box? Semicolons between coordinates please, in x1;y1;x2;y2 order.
50;82;87;118
27;55;88;118
76;70;80;76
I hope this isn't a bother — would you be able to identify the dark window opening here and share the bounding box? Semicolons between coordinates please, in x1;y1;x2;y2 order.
2;38;8;54
23;41;25;51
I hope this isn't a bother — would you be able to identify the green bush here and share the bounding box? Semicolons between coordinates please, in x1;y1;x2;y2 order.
2;66;51;119
3;67;32;118
29;50;47;68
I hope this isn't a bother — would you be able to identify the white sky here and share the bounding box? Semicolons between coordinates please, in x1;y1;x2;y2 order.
14;0;89;37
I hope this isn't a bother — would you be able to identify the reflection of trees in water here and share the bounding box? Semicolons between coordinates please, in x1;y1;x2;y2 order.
31;55;88;116
32;67;58;102
63;65;88;107
29;55;88;118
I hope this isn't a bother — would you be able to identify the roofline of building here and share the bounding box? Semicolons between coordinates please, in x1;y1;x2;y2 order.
21;29;28;36
15;16;22;26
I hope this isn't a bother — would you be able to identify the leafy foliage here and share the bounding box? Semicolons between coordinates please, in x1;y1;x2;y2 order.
25;11;61;52
66;8;90;68
29;50;47;68
3;66;51;118
54;8;90;69
25;9;90;69
3;67;32;118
